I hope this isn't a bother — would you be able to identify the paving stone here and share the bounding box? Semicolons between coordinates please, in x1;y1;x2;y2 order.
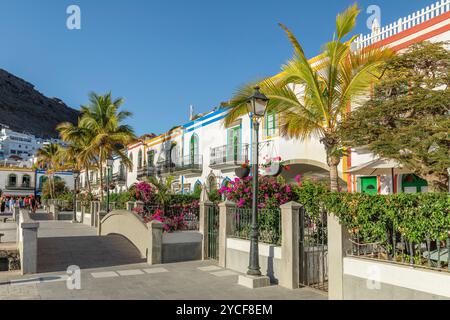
210;270;238;277
91;271;119;279
197;266;222;272
143;267;169;274
117;269;145;276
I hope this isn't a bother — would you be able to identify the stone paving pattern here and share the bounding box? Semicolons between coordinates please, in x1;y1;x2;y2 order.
0;212;327;300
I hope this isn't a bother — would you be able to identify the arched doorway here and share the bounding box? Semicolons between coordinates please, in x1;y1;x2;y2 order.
190;134;199;164
207;174;217;193
280;159;347;189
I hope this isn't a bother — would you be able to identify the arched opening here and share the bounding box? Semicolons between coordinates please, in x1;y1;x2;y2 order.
8;174;17;187
280;159;347;189
138;150;143;169
119;162;125;178
129;153;134;172
221;178;231;188
39;176;48;189
22;175;31;187
190;134;199;164
193;180;202;196
208;174;217;193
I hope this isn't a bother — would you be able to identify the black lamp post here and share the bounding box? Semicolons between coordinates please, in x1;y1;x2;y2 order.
106;157;114;213
246;86;269;276
72;170;80;223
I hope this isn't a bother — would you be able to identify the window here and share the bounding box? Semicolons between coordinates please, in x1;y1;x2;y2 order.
147;150;155;168
129;153;134;172
190;134;199;164
119;162;125;177
227;126;241;162
8;174;17;187
265;111;278;137
22;175;31;187
138;150;143;169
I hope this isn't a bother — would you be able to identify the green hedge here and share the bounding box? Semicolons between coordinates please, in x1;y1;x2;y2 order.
323;192;450;243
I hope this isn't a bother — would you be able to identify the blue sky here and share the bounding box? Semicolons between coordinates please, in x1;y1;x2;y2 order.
0;0;430;136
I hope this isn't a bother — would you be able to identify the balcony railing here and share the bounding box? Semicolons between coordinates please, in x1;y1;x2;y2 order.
137;167;157;180
5;183;34;190
157;155;203;177
173;154;203;176
112;173;127;185
210;144;249;170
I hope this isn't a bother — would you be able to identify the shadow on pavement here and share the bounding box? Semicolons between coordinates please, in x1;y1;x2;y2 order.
37;234;145;273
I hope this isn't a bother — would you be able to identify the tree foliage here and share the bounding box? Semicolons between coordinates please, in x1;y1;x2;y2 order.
340;41;450;191
223;4;393;191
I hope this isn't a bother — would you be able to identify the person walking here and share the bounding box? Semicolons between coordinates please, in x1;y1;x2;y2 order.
0;197;5;214
8;197;14;214
30;196;37;214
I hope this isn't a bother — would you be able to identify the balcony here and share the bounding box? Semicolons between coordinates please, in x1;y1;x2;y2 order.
5;183;34;190
156;162;175;177
173;154;203;177
137;167;157;180
209;144;249;171
112;173;127;185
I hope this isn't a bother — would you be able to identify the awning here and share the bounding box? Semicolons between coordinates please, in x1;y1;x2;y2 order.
346;158;411;176
2;190;35;197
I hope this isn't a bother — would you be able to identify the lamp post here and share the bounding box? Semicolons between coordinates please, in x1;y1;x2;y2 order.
246;86;269;276
72;170;80;223
106;157;114;213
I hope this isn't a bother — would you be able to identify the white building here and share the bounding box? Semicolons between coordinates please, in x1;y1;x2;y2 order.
80;1;450;196
0;167;36;197
0;125;39;161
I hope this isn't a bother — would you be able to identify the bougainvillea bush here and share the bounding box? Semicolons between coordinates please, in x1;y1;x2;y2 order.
219;176;293;209
131;181;199;233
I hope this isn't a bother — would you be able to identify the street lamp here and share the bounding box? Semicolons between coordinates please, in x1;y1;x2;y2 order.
72;170;80;223
246;86;269;276
106;157;114;213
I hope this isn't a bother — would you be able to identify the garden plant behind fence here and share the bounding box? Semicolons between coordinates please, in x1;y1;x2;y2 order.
228;207;282;246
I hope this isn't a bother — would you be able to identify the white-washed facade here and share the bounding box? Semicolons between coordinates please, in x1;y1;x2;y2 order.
81;1;450;196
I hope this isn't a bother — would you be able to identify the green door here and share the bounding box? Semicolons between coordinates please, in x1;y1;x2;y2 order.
227;126;241;162
361;177;378;195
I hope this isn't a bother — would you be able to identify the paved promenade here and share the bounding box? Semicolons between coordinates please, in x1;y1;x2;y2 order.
0;213;327;300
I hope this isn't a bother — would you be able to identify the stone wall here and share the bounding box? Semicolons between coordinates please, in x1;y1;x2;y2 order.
343;257;450;300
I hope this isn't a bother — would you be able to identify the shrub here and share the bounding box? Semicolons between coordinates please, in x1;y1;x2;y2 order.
219;176;293;209
323;192;450;243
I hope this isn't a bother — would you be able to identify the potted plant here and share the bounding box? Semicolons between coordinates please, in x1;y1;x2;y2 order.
260;156;290;177
235;160;251;179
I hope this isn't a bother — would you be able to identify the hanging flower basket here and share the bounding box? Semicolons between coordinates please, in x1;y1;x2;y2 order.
235;167;251;179
261;164;283;177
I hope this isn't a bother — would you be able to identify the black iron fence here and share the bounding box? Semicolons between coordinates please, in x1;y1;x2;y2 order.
348;226;450;272
228;207;282;246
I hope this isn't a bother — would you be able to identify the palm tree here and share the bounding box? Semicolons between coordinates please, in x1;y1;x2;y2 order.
36;143;62;199
57;120;97;193
147;176;174;212
224;4;393;191
79;92;135;200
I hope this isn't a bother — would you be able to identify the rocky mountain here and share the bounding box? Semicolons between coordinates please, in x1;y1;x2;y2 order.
0;69;80;138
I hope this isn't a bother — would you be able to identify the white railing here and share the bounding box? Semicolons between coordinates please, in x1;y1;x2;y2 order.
355;0;450;50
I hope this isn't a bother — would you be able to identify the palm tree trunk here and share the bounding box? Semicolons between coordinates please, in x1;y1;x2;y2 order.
329;162;340;192
322;138;341;192
86;166;92;193
99;148;104;202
